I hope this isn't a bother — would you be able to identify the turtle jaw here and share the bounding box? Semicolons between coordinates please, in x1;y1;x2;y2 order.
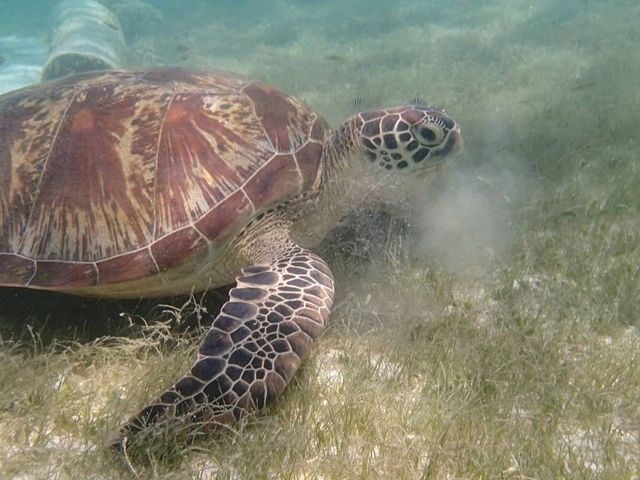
415;161;442;179
448;128;464;155
413;128;463;177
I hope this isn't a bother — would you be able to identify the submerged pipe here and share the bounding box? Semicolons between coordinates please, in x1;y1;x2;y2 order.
41;0;126;81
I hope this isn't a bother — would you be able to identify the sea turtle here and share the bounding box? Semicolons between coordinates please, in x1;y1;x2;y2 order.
0;67;462;444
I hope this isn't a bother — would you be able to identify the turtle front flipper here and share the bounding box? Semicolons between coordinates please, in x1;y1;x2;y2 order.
116;244;334;447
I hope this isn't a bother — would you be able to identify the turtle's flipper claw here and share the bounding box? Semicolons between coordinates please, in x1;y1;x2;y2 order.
110;434;125;454
110;434;142;477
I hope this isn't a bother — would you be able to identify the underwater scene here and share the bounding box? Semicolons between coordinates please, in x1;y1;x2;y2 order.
0;0;638;478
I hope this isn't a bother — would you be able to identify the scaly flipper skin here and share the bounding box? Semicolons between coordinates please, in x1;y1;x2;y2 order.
116;243;334;444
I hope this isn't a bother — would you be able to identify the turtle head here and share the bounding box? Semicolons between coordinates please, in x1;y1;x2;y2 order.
357;105;463;176
310;105;463;233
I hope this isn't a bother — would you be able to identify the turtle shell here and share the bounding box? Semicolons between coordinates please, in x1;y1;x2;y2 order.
0;68;329;296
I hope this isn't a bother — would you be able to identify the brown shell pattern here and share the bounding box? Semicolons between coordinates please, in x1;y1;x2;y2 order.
0;68;328;290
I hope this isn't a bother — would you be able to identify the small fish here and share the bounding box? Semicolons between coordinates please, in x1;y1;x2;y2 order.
409;96;425;106
176;42;189;53
352;95;364;111
570;80;596;91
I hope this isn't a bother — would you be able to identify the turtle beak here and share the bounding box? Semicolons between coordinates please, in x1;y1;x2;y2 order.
419;129;463;177
416;161;443;179
449;129;464;155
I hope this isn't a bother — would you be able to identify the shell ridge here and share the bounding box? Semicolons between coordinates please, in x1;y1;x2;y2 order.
290;147;304;189
146;246;161;276
189;224;210;244
151;93;176;241
25;258;38;286
241;82;277;154
90;261;99;286
290;112;319;189
239;151;278;191
15;90;78;255
239;187;256;214
14;242;155;265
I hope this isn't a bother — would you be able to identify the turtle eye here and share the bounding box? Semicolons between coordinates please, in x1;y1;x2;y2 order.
413;122;445;147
